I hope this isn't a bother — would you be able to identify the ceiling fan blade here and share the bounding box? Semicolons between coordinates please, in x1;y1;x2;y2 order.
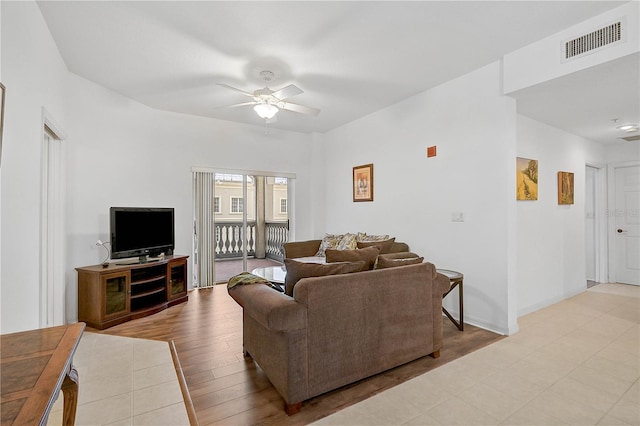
271;84;303;100
217;83;255;97
214;101;258;110
279;101;320;116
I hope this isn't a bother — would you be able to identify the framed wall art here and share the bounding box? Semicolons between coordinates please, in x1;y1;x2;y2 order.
516;157;538;200
558;171;574;205
353;163;373;202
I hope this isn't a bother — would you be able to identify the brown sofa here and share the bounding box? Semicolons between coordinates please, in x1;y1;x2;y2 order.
227;260;451;414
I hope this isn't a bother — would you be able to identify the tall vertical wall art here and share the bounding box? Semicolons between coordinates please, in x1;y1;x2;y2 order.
557;171;574;204
516;157;538;200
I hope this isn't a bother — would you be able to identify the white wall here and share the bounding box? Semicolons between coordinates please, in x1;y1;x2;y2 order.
3;1;633;335
605;140;640;164
504;2;639;94
0;0;3;333
1;1;69;333
323;62;518;334
0;1;322;332
516;115;607;316
64;75;319;323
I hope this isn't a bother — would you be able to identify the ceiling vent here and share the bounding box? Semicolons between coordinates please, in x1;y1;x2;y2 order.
620;135;640;142
564;20;623;61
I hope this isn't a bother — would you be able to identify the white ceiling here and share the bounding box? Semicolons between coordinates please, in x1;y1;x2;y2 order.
37;1;638;143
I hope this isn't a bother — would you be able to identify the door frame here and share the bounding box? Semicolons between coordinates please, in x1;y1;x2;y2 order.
40;108;67;327
607;160;639;284
586;163;608;284
191;166;296;284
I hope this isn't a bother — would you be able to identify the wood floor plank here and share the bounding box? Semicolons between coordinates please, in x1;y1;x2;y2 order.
90;284;504;425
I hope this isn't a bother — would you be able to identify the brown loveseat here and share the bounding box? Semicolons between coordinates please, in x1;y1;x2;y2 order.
228;260;451;414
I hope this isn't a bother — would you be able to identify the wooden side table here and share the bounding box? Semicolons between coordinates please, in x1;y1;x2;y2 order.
437;269;464;331
1;322;85;425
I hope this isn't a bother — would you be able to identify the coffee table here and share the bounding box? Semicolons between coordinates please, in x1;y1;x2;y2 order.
437;269;464;331
252;265;286;292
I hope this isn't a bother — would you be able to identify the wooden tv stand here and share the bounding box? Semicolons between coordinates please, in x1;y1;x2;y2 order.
77;255;188;329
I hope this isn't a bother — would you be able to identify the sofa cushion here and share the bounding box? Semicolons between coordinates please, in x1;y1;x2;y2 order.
379;251;420;260
356;237;396;254
325;246;381;271
283;240;322;259
376;253;424;269
284;259;366;296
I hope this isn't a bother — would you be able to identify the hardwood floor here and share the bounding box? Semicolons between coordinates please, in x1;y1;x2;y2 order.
89;285;504;425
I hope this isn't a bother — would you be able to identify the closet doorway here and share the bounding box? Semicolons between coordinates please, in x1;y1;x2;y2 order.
585;164;607;287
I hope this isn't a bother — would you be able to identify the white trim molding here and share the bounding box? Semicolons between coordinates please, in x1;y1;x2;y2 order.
40;108;67;327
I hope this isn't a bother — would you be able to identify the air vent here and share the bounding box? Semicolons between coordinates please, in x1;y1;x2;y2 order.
620;135;640;142
564;21;622;60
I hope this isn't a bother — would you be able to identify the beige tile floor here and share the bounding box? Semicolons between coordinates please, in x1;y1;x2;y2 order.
314;283;640;426
47;332;189;426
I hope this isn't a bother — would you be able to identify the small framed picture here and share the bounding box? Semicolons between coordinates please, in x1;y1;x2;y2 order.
353;163;373;202
558;171;574;204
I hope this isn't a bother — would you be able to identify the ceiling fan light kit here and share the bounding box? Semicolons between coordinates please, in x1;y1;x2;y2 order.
254;103;279;119
616;123;639;132
218;70;320;122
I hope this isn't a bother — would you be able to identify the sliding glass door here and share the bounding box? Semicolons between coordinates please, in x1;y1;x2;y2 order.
192;169;291;287
212;173;255;282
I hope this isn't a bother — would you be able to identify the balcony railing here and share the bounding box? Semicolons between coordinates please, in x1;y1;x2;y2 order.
214;221;288;262
214;221;256;259
265;221;288;261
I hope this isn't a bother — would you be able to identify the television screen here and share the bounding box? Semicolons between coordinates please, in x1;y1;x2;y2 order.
110;207;175;260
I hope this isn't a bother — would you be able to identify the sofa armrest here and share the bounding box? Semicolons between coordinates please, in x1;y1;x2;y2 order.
283;240;322;259
228;285;307;332
424;262;453;296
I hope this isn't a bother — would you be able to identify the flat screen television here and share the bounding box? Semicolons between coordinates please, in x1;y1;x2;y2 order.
110;207;175;263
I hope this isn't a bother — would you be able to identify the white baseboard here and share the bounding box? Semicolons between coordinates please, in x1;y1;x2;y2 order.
517;287;584;318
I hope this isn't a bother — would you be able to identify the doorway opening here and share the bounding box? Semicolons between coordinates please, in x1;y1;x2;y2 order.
585;164;607;287
40;111;67;327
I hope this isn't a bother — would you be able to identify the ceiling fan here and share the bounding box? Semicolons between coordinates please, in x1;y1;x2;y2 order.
217;71;320;122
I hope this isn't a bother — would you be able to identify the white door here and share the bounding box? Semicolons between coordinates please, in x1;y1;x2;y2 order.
613;164;640;285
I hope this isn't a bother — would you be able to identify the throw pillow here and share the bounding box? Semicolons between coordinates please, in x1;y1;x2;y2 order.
314;233;344;257
376;255;424;269
356;237;396;254
356;233;390;242
284;259;366;296
335;233;357;250
325;246;381;271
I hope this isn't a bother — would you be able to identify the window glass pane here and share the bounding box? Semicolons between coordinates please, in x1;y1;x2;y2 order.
231;197;243;213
